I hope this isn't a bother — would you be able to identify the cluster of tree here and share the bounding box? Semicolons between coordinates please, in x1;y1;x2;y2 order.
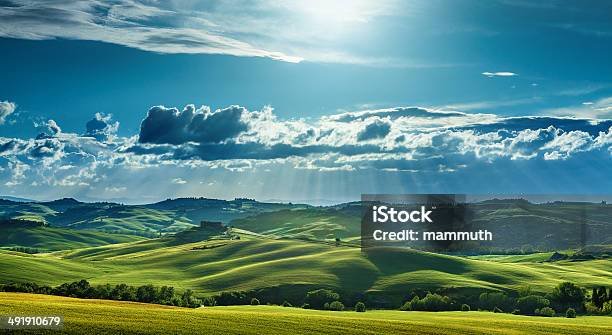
0;218;46;227
7;246;43;254
400;293;456;311
398;282;611;317
0;280;200;308
589;286;612;314
208;288;366;312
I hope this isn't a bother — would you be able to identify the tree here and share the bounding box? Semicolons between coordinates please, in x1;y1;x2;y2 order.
136;284;158;303
405;293;453;312
112;284;136;301
182;289;200;308
305;289;340;310
596;287;608;308
461;304;470;311
592;287;600;308
478;292;513;312
548;282;585;311
251;298;260;305
201;296;216;307
355;302;366;312
565;308;576;318
158;286;175;305
515;295;550;315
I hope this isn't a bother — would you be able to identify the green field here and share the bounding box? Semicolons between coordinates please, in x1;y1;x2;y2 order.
1;235;611;300
1;293;610;335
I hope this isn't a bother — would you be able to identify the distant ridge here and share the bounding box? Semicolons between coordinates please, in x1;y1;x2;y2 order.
0;196;35;203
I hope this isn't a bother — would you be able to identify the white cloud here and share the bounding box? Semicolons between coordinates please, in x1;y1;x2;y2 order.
544;96;612;119
0;100;17;125
172;177;187;184
1;103;611;197
482;71;518;77
0;0;417;65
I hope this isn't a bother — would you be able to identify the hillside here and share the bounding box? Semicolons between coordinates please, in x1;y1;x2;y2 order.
231;200;612;250
0;224;145;251
1;293;610;335
230;204;361;241
0;197;308;236
1;236;610;306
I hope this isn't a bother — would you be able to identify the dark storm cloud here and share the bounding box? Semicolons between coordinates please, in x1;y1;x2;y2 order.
139;105;249;145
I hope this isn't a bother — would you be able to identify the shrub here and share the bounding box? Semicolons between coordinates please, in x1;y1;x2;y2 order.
301;303;310;309
565;308;576;318
493;307;503;313
585;302;601;314
323;302;330;310
461;304;470;311
282;301;292;307
305;289;340;310
603;301;612;315
511;309;520;315
535;307;555;317
328;301;344;311
354;302;366;312
251;298;260;306
516;295;550;315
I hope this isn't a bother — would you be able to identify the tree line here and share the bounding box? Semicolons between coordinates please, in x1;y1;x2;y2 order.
0;280;200;308
2;280;611;316
399;282;612;317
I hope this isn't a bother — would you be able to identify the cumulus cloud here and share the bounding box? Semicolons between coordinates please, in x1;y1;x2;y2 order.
139;105;250;145
357;119;391;141
85;113;119;142
0;100;16;124
1;102;611;197
47;120;61;136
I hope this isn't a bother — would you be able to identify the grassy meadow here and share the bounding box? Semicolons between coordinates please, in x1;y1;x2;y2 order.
1;293;610;335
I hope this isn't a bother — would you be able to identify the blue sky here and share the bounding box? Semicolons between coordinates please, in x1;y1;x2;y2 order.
0;0;611;203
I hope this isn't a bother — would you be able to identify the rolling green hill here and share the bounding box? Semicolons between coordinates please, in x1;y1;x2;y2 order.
1;293;610;335
0;224;145;251
230;204;361;241
0;198;308;236
1;235;610;306
231;200;612;251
